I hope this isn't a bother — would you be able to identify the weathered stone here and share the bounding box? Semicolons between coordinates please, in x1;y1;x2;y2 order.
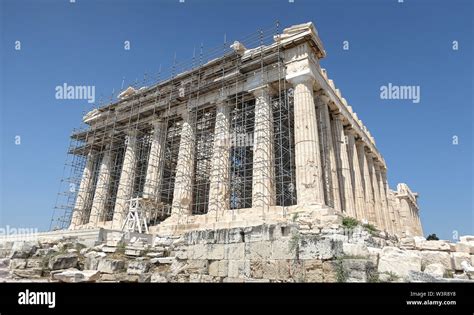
125;248;143;256
101;246;117;253
183;260;208;274
52;269;100;283
366;247;381;266
10;241;38;259
146;251;164;258
460;261;474;279
34;248;56;257
454;243;473;254
459;235;474;244
271;239;293;260
26;259;43;269
261;260;288;280
322;261;338;282
225;243;245;260
247;241;271;260
342;259;376;283
304;260;323;282
152;257;175;264
83;251;104;270
418;240;451;252
9;259;27;270
48;253;78;270
150;272;168;283
12;268;43;278
191;244;206;259
420;251;451;270
451;252;471;271
288;260;305;282
342;243;370;258
0;258;10;268
228;260;250;278
97;259;125;274
249;260;263;279
424;263;445;278
138;273;152;283
378;247;421;279
127;260;151;275
399;237;416;250
100;273;139;282
209;260;228;277
299;236;343;260
206;244;225;260
154;236;174;247
408;270;440;282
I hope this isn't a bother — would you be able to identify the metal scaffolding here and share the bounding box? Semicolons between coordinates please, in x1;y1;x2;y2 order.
50;22;298;231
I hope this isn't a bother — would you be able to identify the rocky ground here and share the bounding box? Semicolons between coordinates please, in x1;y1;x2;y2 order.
1;216;473;283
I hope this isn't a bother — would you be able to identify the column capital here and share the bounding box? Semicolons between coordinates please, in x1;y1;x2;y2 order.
332;112;345;121
355;138;366;148
124;129;139;144
248;84;275;97
149;118;165;129
344;126;358;136
314;89;332;104
286;72;316;86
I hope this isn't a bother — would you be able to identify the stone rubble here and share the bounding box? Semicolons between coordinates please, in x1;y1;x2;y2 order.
1;221;473;283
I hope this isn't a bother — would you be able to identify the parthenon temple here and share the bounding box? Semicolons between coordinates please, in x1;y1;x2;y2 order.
54;22;423;238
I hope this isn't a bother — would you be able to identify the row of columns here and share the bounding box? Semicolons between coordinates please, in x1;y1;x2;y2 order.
70;75;422;236
288;74;419;235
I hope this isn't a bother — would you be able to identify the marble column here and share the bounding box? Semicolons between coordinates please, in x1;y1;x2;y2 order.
171;112;196;218
384;173;398;235
332;114;356;217
112;130;138;230
371;158;385;231
316;96;341;211
416;211;424;236
251;85;275;209
208;101;231;218
398;198;412;236
376;166;392;234
288;75;324;205
361;146;376;226
346;131;366;221
70;151;97;229
89;147;112;225
143;120;166;201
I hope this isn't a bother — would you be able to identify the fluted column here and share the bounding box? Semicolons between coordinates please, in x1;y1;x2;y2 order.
384;173;398;235
376;166;392;234
371;158;385;231
332;114;356;217
346;130;366;221
251;85;275;209
208;101;231;218
416;210;423;236
89;146;112;225
171;112;196;218
288;75;324;205
398;198;412;236
316;96;341;211
143;120;166;201
70;151;97;229
361;146;376;225
112;130;138;230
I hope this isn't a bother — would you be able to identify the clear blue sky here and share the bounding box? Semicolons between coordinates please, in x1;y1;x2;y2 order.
0;0;472;240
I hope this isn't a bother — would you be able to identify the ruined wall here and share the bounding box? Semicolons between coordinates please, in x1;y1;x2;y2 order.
1;217;473;283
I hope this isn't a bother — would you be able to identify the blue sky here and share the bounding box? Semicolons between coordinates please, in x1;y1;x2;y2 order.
0;0;472;240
